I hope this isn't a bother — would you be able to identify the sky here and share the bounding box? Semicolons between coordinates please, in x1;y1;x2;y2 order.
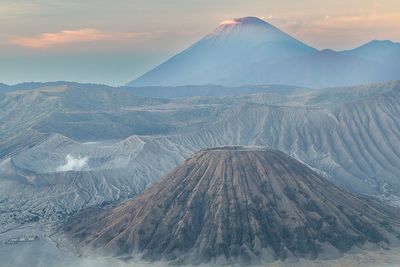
1;0;400;86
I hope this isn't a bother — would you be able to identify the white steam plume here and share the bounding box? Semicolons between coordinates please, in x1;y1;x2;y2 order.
56;154;88;172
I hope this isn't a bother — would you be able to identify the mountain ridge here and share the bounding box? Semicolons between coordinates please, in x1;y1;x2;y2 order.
128;17;400;88
129;16;316;87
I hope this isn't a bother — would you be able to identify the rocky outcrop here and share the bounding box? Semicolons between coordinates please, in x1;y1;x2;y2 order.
64;147;400;265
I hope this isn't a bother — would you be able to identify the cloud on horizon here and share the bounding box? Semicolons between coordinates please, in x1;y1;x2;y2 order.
267;11;400;49
10;28;146;48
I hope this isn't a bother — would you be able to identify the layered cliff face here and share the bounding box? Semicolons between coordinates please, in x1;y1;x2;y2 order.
64;147;400;265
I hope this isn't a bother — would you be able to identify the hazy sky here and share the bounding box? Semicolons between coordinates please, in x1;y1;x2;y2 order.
1;0;399;86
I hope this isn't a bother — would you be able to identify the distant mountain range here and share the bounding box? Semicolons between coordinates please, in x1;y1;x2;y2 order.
128;17;400;88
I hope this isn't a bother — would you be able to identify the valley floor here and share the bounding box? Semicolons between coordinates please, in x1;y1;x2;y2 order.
1;223;399;267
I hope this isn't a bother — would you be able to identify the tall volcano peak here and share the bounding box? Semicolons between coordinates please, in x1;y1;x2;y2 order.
128;16;316;87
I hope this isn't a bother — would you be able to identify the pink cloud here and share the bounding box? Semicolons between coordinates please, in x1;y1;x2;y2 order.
267;11;400;49
11;28;143;48
219;19;239;26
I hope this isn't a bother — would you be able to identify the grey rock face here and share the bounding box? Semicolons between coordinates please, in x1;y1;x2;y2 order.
64;147;400;265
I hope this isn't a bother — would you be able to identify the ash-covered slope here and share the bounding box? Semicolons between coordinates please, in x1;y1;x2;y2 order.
162;81;400;196
3;81;400;232
64;147;400;265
